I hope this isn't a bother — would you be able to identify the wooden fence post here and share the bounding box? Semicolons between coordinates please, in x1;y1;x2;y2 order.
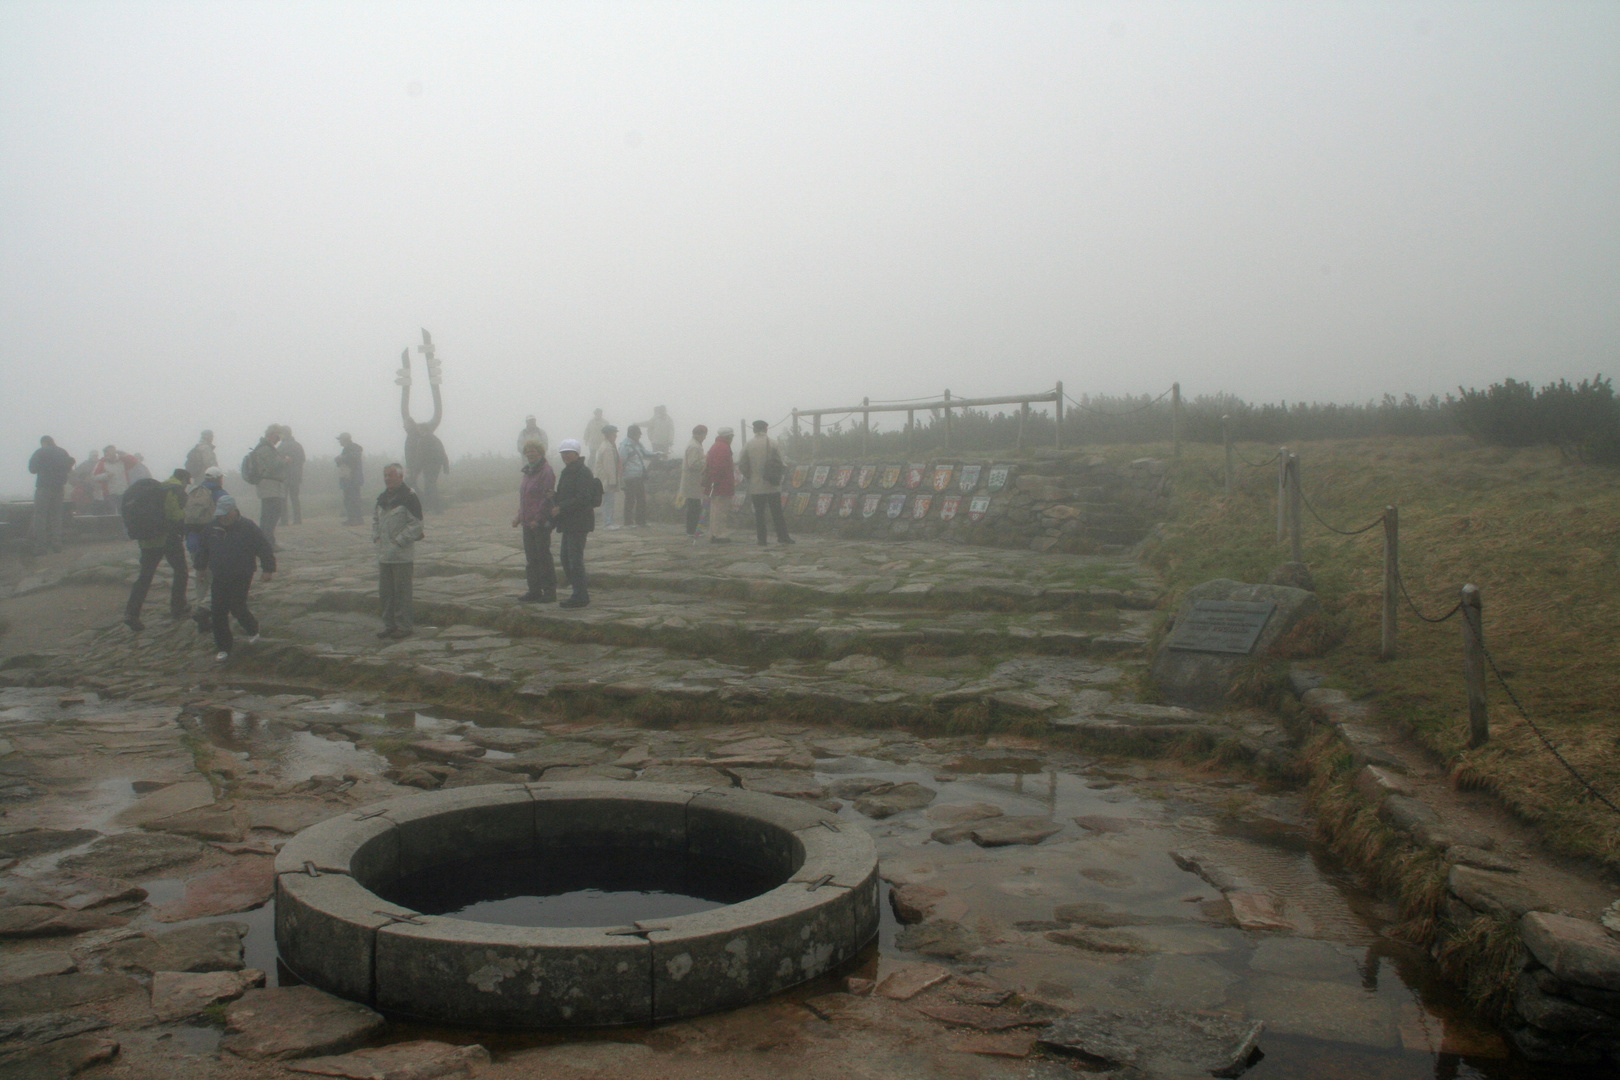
1276;448;1290;543
1222;415;1233;495
861;397;870;458
1017;402;1029;451
943;389;953;451
791;410;800;458
1172;382;1181;458
1054;380;1064;450
1381;506;1398;660
1288;454;1303;563
1461;584;1488;747
812;414;821;465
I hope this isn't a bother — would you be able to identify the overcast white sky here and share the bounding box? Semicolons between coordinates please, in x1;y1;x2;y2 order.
2;2;1617;495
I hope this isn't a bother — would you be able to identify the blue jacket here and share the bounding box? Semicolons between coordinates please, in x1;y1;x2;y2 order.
197;517;277;580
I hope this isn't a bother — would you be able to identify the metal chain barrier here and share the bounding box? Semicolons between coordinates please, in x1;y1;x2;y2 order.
1296;486;1385;537
1479;643;1620;819
1234;448;1281;469
1395;571;1463;623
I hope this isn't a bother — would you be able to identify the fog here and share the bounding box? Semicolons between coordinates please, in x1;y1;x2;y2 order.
3;2;1616;496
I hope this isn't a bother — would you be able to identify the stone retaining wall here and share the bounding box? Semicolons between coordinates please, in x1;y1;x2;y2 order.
1288;672;1620;1067
642;452;1172;555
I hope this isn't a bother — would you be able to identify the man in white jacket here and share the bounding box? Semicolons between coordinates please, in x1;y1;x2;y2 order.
737;420;793;546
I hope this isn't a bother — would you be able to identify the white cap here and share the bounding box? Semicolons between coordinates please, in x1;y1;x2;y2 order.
203;465;224;479
557;439;582;454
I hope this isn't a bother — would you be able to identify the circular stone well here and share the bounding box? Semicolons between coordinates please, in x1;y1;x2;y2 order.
274;781;879;1027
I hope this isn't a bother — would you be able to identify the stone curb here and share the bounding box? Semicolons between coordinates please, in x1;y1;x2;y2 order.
1286;666;1620;1065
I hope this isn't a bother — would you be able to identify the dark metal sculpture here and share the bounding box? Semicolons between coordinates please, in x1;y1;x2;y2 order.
397;329;449;510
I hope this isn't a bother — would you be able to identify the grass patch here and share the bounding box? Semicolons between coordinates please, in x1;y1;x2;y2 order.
1146;435;1620;870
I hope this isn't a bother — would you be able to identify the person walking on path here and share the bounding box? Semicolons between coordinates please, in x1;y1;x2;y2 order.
196;493;275;661
675;425;708;539
185;431;217;480
246;425;289;549
738;420;792;546
705;427;736;544
552;439;596;609
27;436;74;554
618;425;649;527
336;433;365;526
581;409;610;456
373;463;425;638
591;425;621;530
512;440;557;602
638;406;675;456
124;468;191;631
517;416;548;455
184;466;226;625
280;426;307;525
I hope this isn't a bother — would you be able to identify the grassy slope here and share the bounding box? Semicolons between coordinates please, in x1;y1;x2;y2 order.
1142;435;1620;872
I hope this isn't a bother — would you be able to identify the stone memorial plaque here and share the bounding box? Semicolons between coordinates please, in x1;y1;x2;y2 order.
1166;600;1276;655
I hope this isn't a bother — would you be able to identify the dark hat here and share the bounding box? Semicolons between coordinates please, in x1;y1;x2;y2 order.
752;419;769;432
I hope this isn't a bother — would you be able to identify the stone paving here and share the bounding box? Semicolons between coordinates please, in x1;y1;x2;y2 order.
0;504;1536;1078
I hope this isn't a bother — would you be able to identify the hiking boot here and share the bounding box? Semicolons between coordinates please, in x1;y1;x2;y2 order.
124;616;144;632
558;597;589;609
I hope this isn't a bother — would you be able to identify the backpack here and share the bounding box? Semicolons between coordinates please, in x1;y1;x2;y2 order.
590;476;605;508
120;478;168;541
183;485;217;528
240;447;263;485
762;444;786;486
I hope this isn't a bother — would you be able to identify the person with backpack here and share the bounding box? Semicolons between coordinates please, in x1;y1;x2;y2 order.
184;431;217;480
738;420;793;546
336;433;365;526
618;424;649;528
195;493;275;661
591;424;621;530
184;466;226;623
552;439;598;609
242;425;289;550
123;468;191;631
27;436;75;554
374;463;425;638
281;426;307;525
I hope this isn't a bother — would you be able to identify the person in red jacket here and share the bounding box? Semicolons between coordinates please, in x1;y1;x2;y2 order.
704;427;737;544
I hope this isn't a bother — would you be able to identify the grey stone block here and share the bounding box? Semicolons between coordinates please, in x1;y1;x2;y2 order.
1521;911;1620;993
274;811;398;884
1378;794;1439;834
646;883;851;1020
527;780;690;856
375;918;652;1027
381;784;536;876
275;872;415;1004
1448;865;1548;922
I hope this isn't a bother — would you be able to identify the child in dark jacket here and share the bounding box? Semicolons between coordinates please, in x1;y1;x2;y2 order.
195;494;276;660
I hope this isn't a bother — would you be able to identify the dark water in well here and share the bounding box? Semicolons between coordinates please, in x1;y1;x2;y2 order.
378;850;782;927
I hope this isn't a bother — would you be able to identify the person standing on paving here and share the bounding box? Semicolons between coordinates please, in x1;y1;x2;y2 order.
675;425;708;539
638;405;675;456
27;436;74;554
124;468;191;631
246;425;289;550
591;425;621;530
280;426;307;525
738;419;792;546
517;416;547;455
581;409;610;456
513;439;557;603
184;431;217;480
705;427;736;544
183;466;226;627
196;493;275;661
336;433;365;526
552;439;596;609
619;424;649;528
373;463;425;639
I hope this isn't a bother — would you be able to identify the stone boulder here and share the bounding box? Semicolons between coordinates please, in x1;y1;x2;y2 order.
1150;580;1321;709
